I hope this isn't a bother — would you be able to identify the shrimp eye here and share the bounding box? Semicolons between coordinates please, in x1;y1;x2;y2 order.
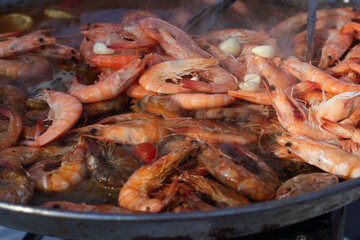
86;36;90;41
40;45;46;49
46;88;51;91
280;57;286;61
87;22;92;26
71;49;76;55
327;55;332;61
38;38;44;43
90;128;97;135
203;44;210;50
190;140;198;145
287;150;292;154
139;53;145;59
52;204;60;209
85;64;90;68
269;85;276;91
285;142;291;147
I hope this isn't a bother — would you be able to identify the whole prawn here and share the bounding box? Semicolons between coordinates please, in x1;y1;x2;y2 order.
68;54;152;103
118;146;198;213
277;136;360;179
273;57;360;94
29;139;88;192
138;58;217;94
0;54;50;78
26;90;82;147
197;146;280;201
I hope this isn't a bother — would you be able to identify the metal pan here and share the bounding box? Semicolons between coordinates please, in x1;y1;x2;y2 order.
0;177;360;239
0;0;360;239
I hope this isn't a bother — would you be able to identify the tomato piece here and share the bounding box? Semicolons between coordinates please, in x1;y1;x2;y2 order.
133;143;156;164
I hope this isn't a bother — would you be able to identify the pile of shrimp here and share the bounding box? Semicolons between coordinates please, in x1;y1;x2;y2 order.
2;6;360;214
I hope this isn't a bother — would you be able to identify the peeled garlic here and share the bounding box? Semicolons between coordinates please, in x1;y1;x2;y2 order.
244;73;261;83
218;37;241;57
251;45;275;58
239;73;261;91
93;42;115;55
239;81;260;92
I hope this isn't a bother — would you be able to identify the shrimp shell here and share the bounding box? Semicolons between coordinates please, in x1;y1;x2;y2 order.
26;90;82;147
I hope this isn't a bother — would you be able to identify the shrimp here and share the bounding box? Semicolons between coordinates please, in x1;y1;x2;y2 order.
194;104;270;122
87;53;140;70
319;29;353;69
41;201;131;213
77;118;170;145
275;173;339;200
0;32;55;58
81;95;129;118
79;37;95;65
0;107;22;151
195;38;246;80
0;54;50;78
29;139;88;192
169;93;234;110
138;58;217;94
36;43;81;61
0;85;26;113
108;24;158;49
264;63;337;141
270;7;360;37
118;147;198;213
196;146;279;201
68;54;152;103
273;57;360;94
277;136;360;179
181;65;238;93
308;91;360;124
84;138;141;188
180;173;250;207
164;118;258;145
26;90;82;147
97;112;158;124
125;80;155;99
131;94;186;118
139;17;211;58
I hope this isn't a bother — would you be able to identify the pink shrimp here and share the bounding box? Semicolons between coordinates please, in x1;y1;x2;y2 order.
0;107;22;151
29;140;88;192
68;54;152;103
273;57;360;94
76;118;170;145
319;29;353;69
139;17;211;58
0;32;55;58
0;54;50;78
36;43;81;61
139;58;217;94
125;80;155;98
118;147;197;213
41;201;131;213
277;135;360;179
271;7;360;37
169;93;234;110
26;90;82;147
181;65;238;93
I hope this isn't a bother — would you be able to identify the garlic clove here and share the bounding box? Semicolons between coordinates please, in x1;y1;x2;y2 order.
218;37;241;57
251;45;275;58
239;81;260;91
93;42;115;55
244;73;261;84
